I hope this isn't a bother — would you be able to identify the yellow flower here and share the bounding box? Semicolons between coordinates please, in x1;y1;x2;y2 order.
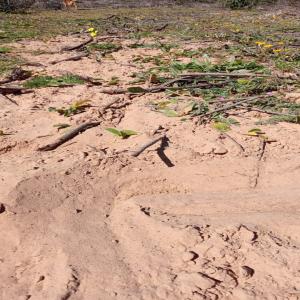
278;41;284;45
273;49;282;53
88;27;95;32
255;41;265;46
263;44;273;48
90;31;98;38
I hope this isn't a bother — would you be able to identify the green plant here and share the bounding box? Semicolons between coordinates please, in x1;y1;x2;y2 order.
0;47;11;53
88;42;121;54
48;100;91;117
224;0;259;9
164;59;265;74
108;76;120;86
106;128;138;139
24;75;84;88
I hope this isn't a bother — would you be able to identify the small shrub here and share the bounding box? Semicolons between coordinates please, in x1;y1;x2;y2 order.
0;0;36;12
223;0;259;9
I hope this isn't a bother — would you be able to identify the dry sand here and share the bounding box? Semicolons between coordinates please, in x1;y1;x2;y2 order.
0;35;300;300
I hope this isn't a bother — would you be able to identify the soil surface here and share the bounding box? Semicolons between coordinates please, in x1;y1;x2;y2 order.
0;34;300;300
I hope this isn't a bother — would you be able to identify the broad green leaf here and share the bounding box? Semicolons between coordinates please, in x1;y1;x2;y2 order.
247;128;265;136
71;99;91;109
213;122;231;132
106;128;122;137
159;109;179;117
120;130;138;139
127;86;146;93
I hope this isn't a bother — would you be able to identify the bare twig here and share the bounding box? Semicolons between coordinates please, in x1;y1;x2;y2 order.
221;132;245;152
37;121;100;151
240;106;298;118
199;96;264;121
21;62;45;67
98;80;227;95
251;138;266;188
155;23;169;31
130;135;166;157
61;36;93;51
179;72;268;78
0;86;33;95
1;94;18;105
50;52;89;65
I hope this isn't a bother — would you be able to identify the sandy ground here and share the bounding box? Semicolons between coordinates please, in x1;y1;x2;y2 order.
0;35;300;300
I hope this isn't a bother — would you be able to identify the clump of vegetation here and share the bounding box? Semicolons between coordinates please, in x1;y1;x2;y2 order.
0;0;35;12
24;75;84;88
0;47;11;54
0;55;22;76
223;0;259;9
167;59;266;74
88;42;122;55
108;76;120;86
48;100;91;117
106;128;138;139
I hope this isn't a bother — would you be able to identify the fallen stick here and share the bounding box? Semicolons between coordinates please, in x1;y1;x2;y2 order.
99;80;228;95
98;98;123;116
221;132;245;152
38;121;100;151
50;52;89;65
199;96;264;121
21;62;45;67
179;72;268;78
61;36;93;51
155;23;169;31
252;139;267;188
130;135;165;157
1;94;18;105
0;86;32;95
240;106;298;118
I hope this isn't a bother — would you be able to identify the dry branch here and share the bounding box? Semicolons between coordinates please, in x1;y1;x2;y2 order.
199;96;264;121
50;52;89;65
61;36;93;51
38;121;100;151
0;85;32;95
131;135;165;157
179;72;268;78
221;132;245;152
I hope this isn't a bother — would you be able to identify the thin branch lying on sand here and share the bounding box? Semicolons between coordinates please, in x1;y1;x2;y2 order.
98;80;229;95
61;36;93;51
221;132;245;152
98;97;123;116
239;106;298;118
179;72;269;78
0;94;19;105
251;138;267;188
224;133;244;150
50;52;89;65
0;86;33;95
61;35;123;52
98;71;263;95
38;121;100;151
155;23;169;31
130;135;166;157
199;96;264;122
21;62;45;67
